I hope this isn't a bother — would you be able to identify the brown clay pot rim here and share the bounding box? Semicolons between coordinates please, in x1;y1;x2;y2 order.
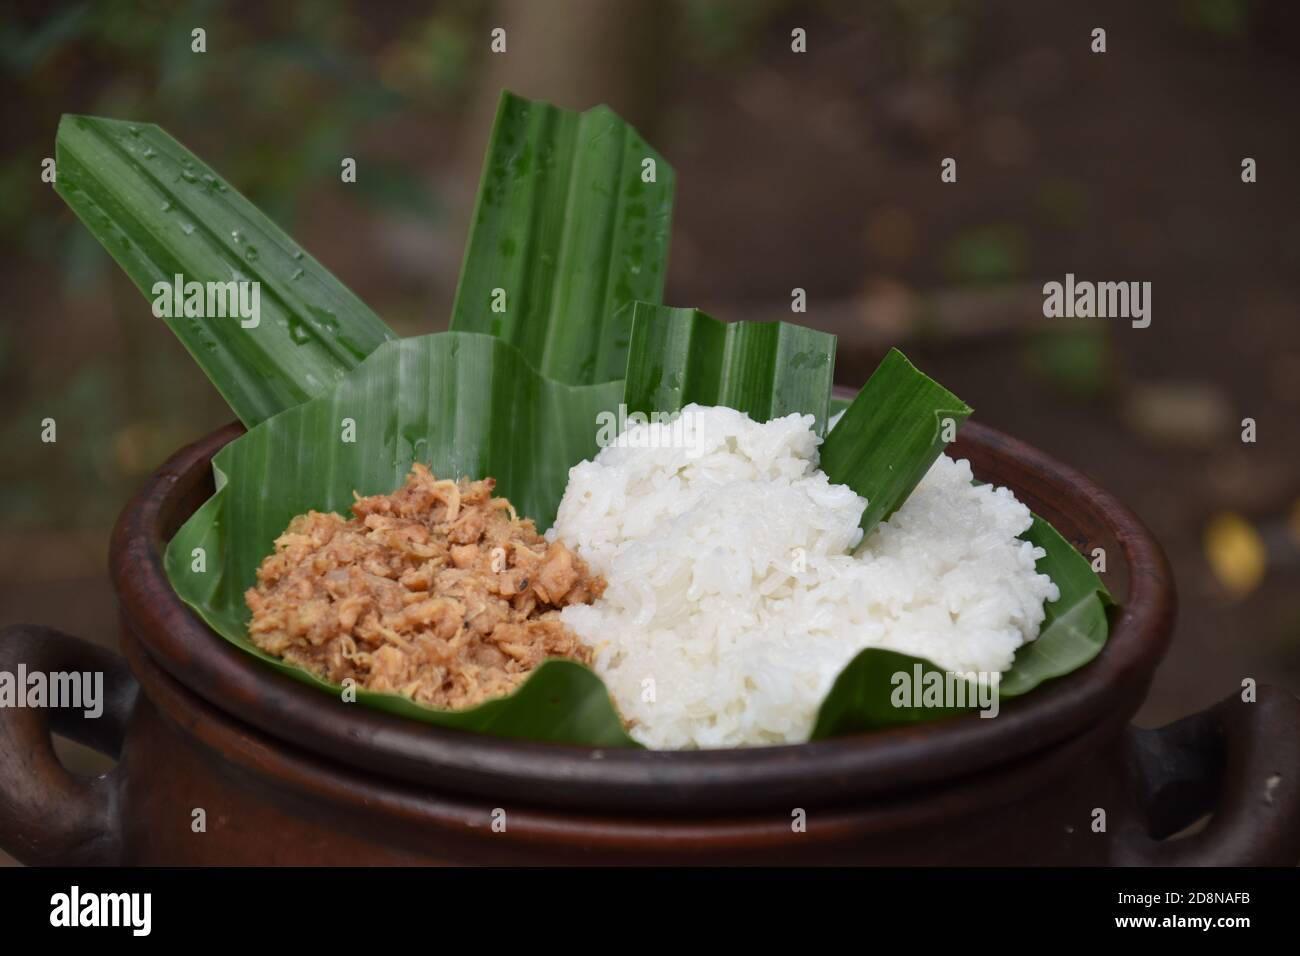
117;615;1141;849
110;418;1175;814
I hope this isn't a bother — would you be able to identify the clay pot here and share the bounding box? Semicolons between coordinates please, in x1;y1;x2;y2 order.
2;421;1298;865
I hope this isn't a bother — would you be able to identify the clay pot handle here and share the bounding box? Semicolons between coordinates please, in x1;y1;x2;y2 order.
0;624;136;865
1120;684;1300;865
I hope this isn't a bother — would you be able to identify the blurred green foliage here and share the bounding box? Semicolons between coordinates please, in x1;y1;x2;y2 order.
0;0;477;533
942;224;1027;284
884;0;972;71
673;0;790;62
1;0;460;236
1177;0;1257;39
1019;327;1112;400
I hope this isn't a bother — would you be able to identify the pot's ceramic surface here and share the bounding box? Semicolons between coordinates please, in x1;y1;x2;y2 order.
2;423;1298;865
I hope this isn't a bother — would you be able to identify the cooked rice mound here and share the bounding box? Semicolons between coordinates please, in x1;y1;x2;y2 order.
550;404;1060;749
245;464;603;710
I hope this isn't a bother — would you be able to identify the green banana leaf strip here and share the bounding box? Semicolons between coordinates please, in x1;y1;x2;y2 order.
450;91;674;385
165;331;636;747
810;513;1113;737
997;514;1113;696
622;303;836;434
820;348;973;535
55;114;396;427
810;649;976;738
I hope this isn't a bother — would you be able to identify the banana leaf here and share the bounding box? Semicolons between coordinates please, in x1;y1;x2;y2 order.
622;303;836;433
55;115;396;427
996;515;1112;695
814;361;1110;735
820;348;972;535
165;331;636;746
168;330;1108;743
810;650;975;737
810;515;1112;737
450;92;674;385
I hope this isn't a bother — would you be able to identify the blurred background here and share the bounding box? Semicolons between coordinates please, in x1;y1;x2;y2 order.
2;0;1299;860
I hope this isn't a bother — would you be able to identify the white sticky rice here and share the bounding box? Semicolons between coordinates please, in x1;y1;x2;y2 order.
549;404;1059;749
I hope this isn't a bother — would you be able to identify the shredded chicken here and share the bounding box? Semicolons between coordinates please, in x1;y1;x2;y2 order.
245;464;603;710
